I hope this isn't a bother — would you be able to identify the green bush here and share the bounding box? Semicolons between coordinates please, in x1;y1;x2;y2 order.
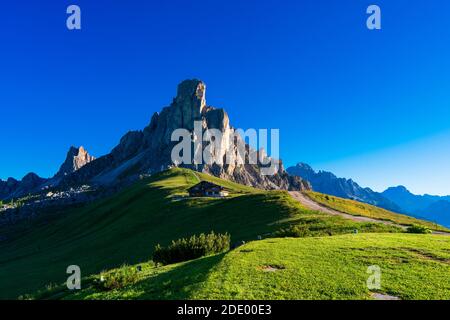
153;231;231;265
94;265;139;291
407;224;432;234
274;225;311;238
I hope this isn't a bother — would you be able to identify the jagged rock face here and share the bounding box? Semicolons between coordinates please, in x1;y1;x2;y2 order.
287;163;400;211
142;80;207;153
55;146;95;179
112;132;144;161
61;79;310;191
2;80;310;198
140;79;307;190
74;147;95;171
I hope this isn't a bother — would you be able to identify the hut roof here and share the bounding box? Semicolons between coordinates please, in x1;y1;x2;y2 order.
187;181;225;193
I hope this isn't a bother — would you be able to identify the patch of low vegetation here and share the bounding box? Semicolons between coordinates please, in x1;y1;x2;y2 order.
273;219;401;238
306;191;449;232
93;265;139;291
406;224;432;234
153;231;230;265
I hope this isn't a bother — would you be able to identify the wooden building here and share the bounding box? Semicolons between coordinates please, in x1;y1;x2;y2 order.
188;181;229;197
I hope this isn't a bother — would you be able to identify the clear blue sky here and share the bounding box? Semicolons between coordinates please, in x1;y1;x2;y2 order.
1;1;450;195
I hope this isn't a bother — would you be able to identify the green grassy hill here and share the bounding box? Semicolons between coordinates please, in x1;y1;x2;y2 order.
0;168;446;299
306;191;448;232
38;234;450;300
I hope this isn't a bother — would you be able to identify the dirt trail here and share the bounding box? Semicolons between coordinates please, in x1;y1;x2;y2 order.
289;191;408;230
289;191;450;236
190;171;201;183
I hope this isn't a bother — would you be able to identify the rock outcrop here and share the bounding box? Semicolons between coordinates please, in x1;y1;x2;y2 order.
61;79;310;191
2;80;310;199
54;146;95;179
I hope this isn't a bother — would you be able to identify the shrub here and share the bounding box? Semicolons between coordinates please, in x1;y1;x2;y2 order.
407;224;432;234
153;231;231;265
94;264;139;291
274;225;311;238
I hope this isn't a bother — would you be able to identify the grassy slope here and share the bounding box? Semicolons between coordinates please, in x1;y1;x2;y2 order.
60;234;450;300
306;191;449;232
0;168;397;299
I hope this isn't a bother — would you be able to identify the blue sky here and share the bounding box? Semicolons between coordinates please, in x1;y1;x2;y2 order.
1;1;450;195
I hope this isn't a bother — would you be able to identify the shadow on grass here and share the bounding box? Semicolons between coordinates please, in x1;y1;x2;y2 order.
31;253;227;300
123;253;226;300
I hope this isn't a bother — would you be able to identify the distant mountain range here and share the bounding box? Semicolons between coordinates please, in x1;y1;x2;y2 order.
286;163;401;212
382;186;450;226
287;163;450;227
0;173;47;201
0;146;95;201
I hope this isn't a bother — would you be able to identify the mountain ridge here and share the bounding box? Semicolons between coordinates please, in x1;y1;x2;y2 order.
57;79;310;191
54;146;95;180
0;146;95;201
286;163;450;228
1;79;310;202
382;186;450;226
286;162;401;212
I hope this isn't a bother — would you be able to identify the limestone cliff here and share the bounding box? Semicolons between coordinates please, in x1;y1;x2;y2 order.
54;146;95;179
61;79;310;191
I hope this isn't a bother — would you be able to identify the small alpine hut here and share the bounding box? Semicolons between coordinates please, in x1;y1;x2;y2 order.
188;181;229;198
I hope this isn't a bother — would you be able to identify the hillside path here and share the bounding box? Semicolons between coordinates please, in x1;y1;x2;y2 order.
190;171;201;183
289;191;408;229
289;192;450;236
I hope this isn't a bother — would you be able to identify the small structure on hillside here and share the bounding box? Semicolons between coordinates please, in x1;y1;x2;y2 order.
188;181;229;198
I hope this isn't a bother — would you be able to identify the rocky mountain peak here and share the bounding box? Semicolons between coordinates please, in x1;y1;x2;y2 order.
166;79;208;131
386;185;410;193
22;172;42;183
383;186;413;198
294;162;314;172
176;79;206;112
74;146;95;170
6;177;19;185
54;146;95;178
59;79;309;192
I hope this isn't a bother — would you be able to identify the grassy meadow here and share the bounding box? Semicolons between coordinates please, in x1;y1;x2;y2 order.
0;168;447;300
35;234;450;300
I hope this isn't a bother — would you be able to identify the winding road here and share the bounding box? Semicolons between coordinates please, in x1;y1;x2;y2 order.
289;191;450;236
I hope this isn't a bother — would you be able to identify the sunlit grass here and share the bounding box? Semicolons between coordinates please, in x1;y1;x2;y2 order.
306;191;449;232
